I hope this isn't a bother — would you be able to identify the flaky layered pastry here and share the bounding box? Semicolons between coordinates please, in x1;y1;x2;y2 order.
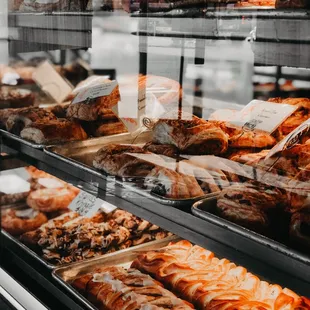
21;209;172;265
132;240;310;309
152;117;228;155
72;266;193;310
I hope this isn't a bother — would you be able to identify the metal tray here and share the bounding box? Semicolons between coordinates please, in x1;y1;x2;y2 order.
52;236;178;310
192;196;310;267
44;132;217;210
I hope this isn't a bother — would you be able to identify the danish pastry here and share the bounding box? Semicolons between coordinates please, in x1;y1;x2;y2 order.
131;240;310;309
27;187;78;212
72;266;193;310
1;208;47;236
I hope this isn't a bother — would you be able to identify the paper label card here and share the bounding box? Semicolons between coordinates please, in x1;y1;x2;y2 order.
72;80;117;104
33;61;73;103
230;100;298;134
69;190;102;217
100;201;117;214
266;119;310;159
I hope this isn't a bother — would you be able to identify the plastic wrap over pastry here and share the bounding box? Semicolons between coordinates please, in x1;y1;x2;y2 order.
131;240;310;309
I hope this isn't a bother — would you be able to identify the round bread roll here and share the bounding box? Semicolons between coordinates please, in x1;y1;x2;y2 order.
27;188;78;212
1;208;48;236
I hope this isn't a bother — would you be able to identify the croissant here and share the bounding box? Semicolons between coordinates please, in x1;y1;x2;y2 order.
132;240;310;310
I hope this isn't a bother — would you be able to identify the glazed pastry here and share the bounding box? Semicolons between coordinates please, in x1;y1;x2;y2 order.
152;117;228;155
72;266;193;310
67;78;120;121
5;107;57;135
0;88;35;109
1;208;47;236
131;240;310;310
27;187;79;212
20;119;88;144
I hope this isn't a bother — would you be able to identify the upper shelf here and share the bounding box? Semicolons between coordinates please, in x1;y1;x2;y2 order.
8;12;92;54
132;9;310;68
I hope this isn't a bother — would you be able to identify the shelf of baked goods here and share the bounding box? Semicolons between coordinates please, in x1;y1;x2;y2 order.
1;157;310;308
2;75;310;298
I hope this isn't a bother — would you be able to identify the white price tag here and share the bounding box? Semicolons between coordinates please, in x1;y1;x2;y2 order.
69;190;102;217
230;100;298;134
33;61;73;103
100;201;117;214
266;119;310;159
72;80;118;104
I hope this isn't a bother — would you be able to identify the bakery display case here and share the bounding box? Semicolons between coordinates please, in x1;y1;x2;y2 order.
1;0;310;308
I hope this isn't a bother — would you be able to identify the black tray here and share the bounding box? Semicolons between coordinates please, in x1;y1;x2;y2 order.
192;196;310;267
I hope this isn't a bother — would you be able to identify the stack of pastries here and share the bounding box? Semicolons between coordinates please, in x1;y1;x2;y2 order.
71;240;310;309
1;166;79;236
20;209;173;265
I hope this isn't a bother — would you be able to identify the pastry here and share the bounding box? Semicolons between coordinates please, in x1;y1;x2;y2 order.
6;107;57;135
0;88;35;109
27;187;79;212
93;144;152;177
67;78;120;121
229;149;269;164
87;120;127;137
72;266;193;310
145;166;191;199
20;119;88;144
143;142;179;158
21;209;171;264
1;208;47;236
152;117;228;155
131;240;310;309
